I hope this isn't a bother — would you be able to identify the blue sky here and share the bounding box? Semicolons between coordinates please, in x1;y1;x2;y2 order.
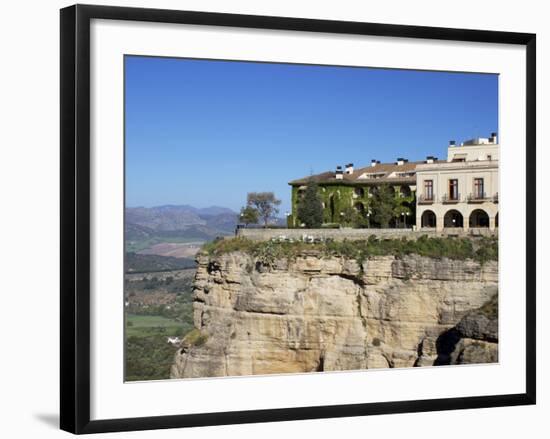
125;56;498;213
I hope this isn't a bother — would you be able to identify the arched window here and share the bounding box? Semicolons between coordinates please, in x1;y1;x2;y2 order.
400;185;411;197
354;202;365;214
421;210;436;228
444;210;464;228
469;209;490;228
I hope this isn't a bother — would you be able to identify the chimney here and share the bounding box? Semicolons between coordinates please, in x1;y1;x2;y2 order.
335;166;343;180
345;163;354;174
371;159;377;167
426;155;434;164
490;132;498;143
449;140;456;147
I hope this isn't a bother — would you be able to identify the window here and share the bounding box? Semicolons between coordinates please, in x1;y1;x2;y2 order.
395;172;415;178
449;179;459;200
474;178;484;199
424;180;433;200
400;185;411;197
362;172;386;179
487;155;492;161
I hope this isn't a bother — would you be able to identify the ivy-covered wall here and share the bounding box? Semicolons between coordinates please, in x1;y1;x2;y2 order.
289;183;416;228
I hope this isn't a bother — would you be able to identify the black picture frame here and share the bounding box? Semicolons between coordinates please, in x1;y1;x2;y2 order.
60;4;536;434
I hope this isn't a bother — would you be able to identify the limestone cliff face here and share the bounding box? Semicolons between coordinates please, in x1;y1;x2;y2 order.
171;251;498;378
445;294;499;365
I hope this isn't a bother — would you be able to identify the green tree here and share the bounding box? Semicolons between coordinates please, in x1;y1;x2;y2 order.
371;184;397;228
239;206;259;226
340;206;369;228
247;192;281;227
340;206;358;227
393;203;412;228
296;180;324;228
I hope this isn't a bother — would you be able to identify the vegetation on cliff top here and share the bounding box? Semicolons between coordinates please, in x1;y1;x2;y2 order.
203;235;498;265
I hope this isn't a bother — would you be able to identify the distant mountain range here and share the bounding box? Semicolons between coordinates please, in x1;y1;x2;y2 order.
125;204;287;247
125;205;238;241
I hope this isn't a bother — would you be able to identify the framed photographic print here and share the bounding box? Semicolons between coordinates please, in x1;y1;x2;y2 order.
60;4;536;434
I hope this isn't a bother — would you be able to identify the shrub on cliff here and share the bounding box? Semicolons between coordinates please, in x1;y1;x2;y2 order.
182;328;209;347
474;238;499;265
203;235;498;265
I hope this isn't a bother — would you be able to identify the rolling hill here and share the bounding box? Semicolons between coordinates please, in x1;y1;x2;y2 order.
125;205;238;253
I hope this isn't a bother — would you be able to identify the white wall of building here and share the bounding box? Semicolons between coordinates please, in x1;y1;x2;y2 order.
416;144;499;230
447;143;500;162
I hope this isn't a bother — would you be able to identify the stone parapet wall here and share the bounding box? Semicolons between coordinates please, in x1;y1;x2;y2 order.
236;227;497;241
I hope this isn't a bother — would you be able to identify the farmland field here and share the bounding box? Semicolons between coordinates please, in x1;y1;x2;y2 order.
126;314;188;336
125;312;194;382
124;260;196;382
137;241;203;258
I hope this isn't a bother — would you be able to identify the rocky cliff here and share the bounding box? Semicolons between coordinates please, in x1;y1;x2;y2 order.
171;251;498;378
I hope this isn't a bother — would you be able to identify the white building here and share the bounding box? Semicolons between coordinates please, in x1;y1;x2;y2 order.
415;134;499;231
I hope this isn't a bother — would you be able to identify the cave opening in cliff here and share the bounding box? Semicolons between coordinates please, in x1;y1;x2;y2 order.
316;354;325;372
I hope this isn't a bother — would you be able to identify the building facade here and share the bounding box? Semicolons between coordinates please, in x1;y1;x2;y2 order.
288;160;417;228
288;134;499;231
415;134;499;231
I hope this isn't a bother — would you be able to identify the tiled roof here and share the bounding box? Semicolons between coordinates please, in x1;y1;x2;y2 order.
289;160;440;186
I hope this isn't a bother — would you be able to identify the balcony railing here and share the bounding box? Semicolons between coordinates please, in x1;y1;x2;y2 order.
418;194;435;204
467;192;490;203
441;193;461;203
416;193;497;204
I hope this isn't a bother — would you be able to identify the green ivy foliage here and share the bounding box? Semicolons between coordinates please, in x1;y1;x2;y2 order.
296;180;324;228
290;183;416;228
